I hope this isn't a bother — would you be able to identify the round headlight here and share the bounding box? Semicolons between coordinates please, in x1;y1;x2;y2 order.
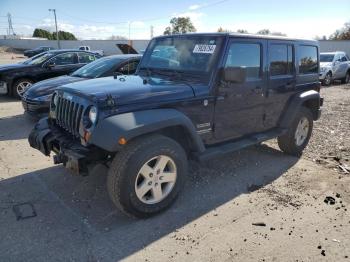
53;93;59;106
88;106;97;124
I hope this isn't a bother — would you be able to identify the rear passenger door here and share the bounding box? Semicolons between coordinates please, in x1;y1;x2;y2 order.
117;60;139;75
78;52;97;65
214;38;267;141
264;41;295;129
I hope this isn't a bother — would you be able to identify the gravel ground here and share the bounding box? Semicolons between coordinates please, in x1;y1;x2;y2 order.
306;83;350;173
0;51;350;262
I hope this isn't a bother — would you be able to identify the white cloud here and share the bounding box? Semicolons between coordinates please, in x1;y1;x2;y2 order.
189;4;201;10
174;11;204;21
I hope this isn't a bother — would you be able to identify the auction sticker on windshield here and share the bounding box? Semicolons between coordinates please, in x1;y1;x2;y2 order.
193;44;216;54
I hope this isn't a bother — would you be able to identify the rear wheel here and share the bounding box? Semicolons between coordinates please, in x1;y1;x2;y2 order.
12;78;33;98
107;134;188;218
278;107;313;156
341;71;350;84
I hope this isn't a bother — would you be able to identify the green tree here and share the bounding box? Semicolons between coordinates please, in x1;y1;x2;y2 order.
256;29;286;36
329;22;350;40
33;28;53;39
163;17;196;35
217;27;231;32
257;29;271;35
32;28;77;40
236;29;248;34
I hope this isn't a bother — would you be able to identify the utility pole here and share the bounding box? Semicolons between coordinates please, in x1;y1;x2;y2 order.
49;9;60;49
150;25;154;38
7;13;16;36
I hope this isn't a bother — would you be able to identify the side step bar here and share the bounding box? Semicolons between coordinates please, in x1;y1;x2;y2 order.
195;128;287;162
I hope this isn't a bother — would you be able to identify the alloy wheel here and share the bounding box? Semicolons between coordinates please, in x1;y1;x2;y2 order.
294;117;309;146
16;81;32;96
135;155;177;205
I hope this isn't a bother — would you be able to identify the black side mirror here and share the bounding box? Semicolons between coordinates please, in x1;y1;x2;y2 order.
222;67;247;83
46;61;55;68
113;71;122;79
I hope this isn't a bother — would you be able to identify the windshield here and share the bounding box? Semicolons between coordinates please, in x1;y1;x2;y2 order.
71;56;122;78
139;36;223;76
320;54;334;62
23;52;53;65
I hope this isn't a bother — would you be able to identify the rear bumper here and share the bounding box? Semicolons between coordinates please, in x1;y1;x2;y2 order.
28;118;103;175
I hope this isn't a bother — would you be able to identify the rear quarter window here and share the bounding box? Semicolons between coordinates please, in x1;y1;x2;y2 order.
298;45;318;74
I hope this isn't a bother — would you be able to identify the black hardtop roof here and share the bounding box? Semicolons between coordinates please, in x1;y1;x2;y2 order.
105;54;142;59
154;32;318;44
47;49;98;54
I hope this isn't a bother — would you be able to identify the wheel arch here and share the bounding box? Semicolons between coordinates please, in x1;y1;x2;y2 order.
10;76;35;96
279;90;321;128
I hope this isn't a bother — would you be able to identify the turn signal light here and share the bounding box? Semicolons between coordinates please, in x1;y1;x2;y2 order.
84;130;91;142
118;137;127;145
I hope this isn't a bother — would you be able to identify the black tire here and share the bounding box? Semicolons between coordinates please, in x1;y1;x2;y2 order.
341;71;350;84
12;78;34;99
277;107;313;156
322;72;332;86
107;134;188;218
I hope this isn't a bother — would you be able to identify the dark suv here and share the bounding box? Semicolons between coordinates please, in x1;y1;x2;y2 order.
29;33;323;218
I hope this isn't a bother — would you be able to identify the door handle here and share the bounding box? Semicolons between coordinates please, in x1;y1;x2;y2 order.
285;82;294;89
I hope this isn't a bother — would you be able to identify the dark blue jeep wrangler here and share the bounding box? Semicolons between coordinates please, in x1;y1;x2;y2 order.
29;33;323;218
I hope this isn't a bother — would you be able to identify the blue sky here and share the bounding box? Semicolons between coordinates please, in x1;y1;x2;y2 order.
1;0;349;39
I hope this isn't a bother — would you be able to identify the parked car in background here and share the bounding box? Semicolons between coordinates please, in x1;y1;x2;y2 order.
0;50;100;98
22;54;141;117
23;46;55;57
29;33;323;218
78;46;104;56
319;51;350;86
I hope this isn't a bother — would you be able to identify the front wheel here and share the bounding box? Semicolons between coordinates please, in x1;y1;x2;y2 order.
107;134;188;218
341;71;350;84
278;107;313;156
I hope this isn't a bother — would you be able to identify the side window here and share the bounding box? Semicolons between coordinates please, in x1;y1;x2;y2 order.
225;42;261;79
118;61;139;74
269;44;293;76
51;53;77;65
341;55;348;62
298;45;318;74
78;53;96;64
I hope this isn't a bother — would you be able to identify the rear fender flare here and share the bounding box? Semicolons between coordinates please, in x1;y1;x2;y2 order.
279;90;321;128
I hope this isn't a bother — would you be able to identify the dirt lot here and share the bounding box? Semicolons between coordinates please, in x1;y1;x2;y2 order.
0;51;350;262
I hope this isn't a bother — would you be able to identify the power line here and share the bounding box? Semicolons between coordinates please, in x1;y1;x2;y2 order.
58;0;232;25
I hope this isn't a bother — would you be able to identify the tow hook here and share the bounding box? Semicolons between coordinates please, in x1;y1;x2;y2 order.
53;154;65;164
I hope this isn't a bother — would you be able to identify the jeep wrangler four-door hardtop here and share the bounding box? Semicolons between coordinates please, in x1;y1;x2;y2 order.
29;33;323;218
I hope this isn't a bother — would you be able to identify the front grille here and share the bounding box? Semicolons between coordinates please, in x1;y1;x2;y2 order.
55;96;84;138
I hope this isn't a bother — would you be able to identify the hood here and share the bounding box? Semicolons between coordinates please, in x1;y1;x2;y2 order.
0;63;31;72
59;75;196;106
26;75;85;98
320;62;332;68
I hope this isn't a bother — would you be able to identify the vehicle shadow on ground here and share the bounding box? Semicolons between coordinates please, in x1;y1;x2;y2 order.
0;95;20;103
0;113;36;141
0;144;299;261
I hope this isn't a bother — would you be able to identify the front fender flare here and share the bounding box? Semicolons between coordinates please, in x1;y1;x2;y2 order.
89;109;205;153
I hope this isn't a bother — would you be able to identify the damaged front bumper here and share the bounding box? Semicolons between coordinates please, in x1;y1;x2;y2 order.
28;117;105;175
